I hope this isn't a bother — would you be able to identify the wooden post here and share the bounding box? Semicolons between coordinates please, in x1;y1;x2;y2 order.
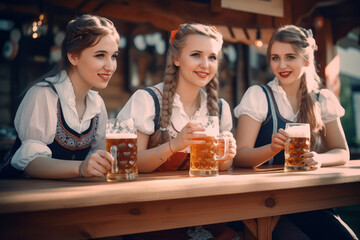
314;17;340;96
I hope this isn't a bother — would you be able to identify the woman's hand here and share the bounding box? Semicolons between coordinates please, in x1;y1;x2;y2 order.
170;122;207;152
79;150;114;178
218;131;236;162
271;128;288;154
300;151;321;170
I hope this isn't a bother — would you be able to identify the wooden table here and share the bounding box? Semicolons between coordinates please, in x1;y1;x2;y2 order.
1;160;360;240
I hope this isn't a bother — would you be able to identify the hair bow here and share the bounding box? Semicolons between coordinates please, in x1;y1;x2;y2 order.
299;27;313;38
170;26;179;44
306;29;313;38
211;26;219;33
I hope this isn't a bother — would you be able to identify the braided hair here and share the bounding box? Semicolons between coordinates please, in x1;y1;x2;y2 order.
148;23;223;148
266;25;325;150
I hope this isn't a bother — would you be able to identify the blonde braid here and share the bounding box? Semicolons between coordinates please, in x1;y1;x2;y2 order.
206;74;220;117
160;61;178;141
147;54;177;149
297;74;324;150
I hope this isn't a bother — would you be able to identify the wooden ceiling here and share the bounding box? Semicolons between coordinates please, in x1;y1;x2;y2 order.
1;0;360;46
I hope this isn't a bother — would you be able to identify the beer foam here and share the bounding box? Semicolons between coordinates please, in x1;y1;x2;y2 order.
191;116;219;137
204;128;219;137
286;126;310;138
106;133;137;139
194;128;219;137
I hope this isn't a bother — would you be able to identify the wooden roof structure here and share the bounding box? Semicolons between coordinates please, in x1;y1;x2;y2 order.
3;0;360;45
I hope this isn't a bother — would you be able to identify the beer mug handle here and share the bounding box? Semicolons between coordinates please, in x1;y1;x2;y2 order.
214;135;228;161
110;145;118;173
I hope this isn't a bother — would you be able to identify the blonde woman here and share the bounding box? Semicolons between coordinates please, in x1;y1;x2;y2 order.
234;25;356;240
118;23;236;173
118;23;239;239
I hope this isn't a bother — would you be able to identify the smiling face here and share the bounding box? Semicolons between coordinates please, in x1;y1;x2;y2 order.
68;34;119;91
270;41;308;88
173;34;221;89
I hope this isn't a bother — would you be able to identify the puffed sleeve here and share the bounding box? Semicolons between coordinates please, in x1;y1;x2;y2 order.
219;98;233;132
117;89;157;135
87;97;107;155
233;85;268;122
319;89;345;123
11;86;58;170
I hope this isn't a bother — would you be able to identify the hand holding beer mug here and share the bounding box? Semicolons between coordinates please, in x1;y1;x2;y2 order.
106;118;138;182
284;123;311;171
189;116;228;176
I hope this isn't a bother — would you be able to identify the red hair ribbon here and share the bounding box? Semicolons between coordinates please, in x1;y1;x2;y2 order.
170;26;179;44
211;26;219;32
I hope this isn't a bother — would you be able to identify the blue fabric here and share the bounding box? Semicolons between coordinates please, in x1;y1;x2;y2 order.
47;101;98;161
0;82;99;178
254;85;291;165
142;87;161;132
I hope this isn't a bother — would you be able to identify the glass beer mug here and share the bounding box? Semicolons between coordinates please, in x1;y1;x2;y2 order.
189;116;228;177
106;118;138;182
284;123;311;171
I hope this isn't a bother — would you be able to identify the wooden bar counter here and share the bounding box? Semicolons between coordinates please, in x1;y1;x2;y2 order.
1;160;360;240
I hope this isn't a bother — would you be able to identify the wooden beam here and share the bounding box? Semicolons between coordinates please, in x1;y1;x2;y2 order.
97;4;182;31
274;0;292;27
257;14;273;28
292;0;320;26
48;0;279;30
221;0;284;17
315;17;341;96
210;0;222;13
75;0;91;10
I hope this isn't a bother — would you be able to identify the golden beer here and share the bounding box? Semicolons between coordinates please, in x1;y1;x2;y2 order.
285;123;310;171
190;136;219;176
189;116;227;177
106;133;138;182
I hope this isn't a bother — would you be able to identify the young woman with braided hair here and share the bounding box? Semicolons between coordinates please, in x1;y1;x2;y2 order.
118;23;236;174
234;25;356;240
117;23;239;239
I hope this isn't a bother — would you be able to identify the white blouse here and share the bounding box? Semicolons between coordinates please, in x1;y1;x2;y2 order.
11;70;108;170
117;82;233;150
234;78;345;123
